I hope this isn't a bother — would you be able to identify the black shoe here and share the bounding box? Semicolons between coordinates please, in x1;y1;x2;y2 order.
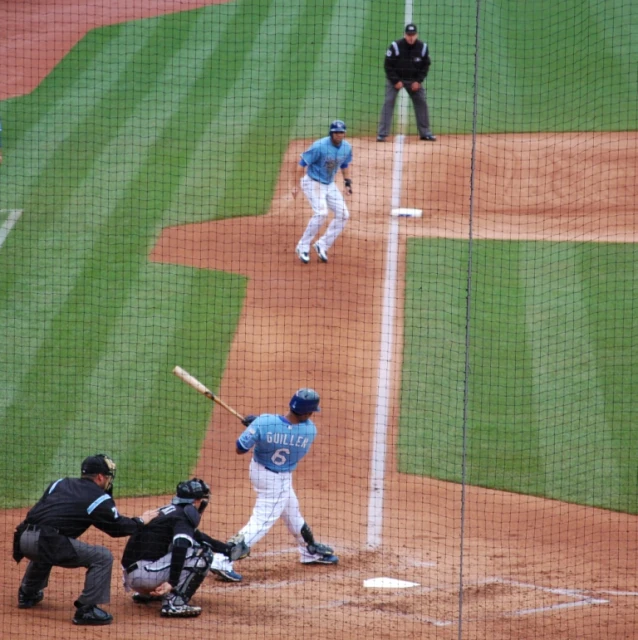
72;604;113;626
132;592;162;604
420;133;437;141
376;135;386;142
18;588;44;609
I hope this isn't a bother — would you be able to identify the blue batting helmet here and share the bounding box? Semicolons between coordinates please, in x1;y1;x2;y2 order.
329;120;347;134
289;388;321;415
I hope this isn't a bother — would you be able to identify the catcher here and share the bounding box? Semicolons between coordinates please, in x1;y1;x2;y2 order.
121;478;248;618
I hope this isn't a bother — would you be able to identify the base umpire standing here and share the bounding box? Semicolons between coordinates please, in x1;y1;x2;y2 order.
377;23;436;142
13;454;158;626
121;478;248;618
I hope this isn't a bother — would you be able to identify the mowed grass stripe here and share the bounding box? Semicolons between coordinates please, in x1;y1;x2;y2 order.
581;245;638;511
522;243;611;506
400;239;638;513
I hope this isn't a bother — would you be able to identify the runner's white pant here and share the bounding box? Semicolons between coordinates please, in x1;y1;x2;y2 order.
211;459;320;572
296;174;350;253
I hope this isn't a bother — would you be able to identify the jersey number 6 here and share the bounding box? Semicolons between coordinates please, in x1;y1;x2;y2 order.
271;448;290;467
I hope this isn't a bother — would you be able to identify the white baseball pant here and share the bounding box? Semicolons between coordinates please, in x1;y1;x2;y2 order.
296;175;350;253
211;459;318;573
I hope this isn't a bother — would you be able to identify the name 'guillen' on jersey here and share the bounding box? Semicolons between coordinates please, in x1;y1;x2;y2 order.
265;431;310;448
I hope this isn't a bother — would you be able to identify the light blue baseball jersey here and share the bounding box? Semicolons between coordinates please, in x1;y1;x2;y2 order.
300;136;353;185
236;414;317;472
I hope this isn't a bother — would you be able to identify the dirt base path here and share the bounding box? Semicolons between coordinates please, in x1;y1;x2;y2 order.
1;1;637;637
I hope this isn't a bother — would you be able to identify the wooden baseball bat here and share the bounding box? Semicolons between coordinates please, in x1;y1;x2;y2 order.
172;366;245;422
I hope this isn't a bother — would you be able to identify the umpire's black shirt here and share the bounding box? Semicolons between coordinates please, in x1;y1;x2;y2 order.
384;37;431;84
25;477;143;539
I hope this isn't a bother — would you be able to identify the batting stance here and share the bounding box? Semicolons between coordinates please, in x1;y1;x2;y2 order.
13;454;158;626
121;478;248;618
210;389;337;582
293;120;353;264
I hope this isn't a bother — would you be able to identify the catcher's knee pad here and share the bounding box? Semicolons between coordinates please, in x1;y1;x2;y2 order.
195;545;214;567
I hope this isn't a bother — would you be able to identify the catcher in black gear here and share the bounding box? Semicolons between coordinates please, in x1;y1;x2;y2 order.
121;478;248;618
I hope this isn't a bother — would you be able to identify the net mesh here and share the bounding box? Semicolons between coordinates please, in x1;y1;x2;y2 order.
0;0;636;638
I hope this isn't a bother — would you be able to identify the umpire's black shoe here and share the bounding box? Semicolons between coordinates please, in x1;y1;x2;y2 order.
18;588;44;609
72;604;113;626
376;135;386;142
420;133;437;141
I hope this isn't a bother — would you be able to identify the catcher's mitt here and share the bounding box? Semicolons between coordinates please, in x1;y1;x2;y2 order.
227;533;250;561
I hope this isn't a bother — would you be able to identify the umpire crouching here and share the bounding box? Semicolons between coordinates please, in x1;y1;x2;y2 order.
13;454;158;626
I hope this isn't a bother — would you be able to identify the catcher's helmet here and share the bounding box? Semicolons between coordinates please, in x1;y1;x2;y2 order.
289;388;321;415
174;478;211;503
329;120;347;134
81;454;116;492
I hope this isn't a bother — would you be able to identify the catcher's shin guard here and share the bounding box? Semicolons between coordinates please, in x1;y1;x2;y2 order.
177;547;213;602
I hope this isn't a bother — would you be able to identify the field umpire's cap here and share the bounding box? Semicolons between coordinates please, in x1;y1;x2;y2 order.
405;23;418;35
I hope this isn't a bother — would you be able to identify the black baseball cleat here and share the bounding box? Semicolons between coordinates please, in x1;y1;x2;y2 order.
132;592;162;604
303;554;339;565
420;133;437;141
376;135;386;142
72;604;113;626
18;588;44;609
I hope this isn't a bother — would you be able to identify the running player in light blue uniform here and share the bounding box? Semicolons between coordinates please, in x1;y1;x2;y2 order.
292;120;353;264
210;389;338;583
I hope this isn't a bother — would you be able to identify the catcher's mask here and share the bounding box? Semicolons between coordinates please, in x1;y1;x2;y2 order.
81;454;117;494
289;388;321;415
173;478;211;513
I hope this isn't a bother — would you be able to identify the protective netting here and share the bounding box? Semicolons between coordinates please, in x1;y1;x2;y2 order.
0;0;636;638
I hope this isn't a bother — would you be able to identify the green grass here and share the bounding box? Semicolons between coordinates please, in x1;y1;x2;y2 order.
401;239;638;513
0;0;636;506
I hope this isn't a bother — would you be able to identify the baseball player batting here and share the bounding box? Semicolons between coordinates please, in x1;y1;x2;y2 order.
210;388;337;582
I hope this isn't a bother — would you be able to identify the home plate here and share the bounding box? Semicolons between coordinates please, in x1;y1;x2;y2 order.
391;207;422;218
364;577;420;589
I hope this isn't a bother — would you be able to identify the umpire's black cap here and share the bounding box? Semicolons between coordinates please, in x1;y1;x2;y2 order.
81;453;116;477
405;23;418;35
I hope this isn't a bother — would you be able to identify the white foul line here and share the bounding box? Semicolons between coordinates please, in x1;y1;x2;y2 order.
0;209;23;249
367;131;407;549
367;4;416;549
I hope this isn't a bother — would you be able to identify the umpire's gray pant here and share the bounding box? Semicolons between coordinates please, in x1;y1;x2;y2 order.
377;79;432;138
19;528;113;606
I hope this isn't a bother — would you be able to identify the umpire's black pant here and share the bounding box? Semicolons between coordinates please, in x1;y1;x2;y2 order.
19;527;113;606
377;78;432;139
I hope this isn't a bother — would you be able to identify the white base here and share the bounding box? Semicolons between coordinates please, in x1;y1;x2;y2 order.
391;207;422;218
363;577;420;589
